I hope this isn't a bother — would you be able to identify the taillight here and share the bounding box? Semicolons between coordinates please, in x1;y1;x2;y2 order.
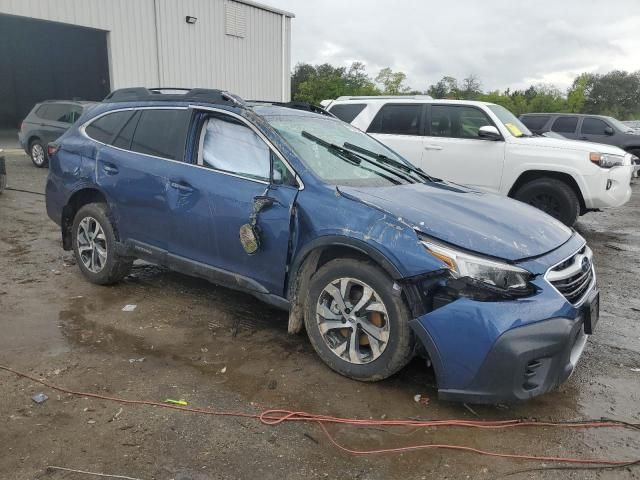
47;144;59;156
20;122;25;131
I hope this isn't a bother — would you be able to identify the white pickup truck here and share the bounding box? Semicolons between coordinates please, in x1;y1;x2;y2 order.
323;97;634;226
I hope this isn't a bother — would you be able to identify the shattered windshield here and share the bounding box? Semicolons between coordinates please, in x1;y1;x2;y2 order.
265;114;416;187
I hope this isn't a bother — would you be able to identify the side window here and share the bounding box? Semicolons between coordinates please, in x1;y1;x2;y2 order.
85;111;135;144
112;111;140;150
272;154;297;186
367;104;422;135
198;115;271;181
551;116;578;134
430;105;493;139
131;109;190;160
581;118;609;135
44;103;73;123
69;106;83;123
521;115;550;131
329;104;366;123
35;104;49;119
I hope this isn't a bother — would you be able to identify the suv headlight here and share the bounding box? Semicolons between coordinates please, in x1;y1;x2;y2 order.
590;152;625;168
421;240;531;290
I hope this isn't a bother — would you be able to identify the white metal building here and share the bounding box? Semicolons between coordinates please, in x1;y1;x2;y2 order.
0;0;294;127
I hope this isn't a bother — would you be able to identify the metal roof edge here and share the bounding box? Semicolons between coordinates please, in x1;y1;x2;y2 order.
234;0;295;17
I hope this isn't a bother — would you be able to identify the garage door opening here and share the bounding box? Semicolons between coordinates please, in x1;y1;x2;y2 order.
0;14;110;128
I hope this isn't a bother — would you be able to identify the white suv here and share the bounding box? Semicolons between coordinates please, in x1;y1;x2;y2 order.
323;97;634;226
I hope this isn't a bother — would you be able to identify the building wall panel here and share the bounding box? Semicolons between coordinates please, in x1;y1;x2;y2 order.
0;0;290;100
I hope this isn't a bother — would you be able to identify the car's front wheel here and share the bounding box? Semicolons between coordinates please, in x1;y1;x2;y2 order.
304;259;413;381
514;177;580;226
72;203;132;285
29;140;48;168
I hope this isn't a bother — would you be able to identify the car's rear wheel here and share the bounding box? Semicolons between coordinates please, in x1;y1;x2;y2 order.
29;140;48;168
72;203;132;285
514;178;580;226
304;259;413;381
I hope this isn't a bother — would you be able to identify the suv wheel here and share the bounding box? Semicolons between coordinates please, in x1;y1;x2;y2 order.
304;259;413;381
29;140;48;168
72;203;132;285
514;178;580;226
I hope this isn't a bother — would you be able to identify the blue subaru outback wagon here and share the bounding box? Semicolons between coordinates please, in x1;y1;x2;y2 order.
45;88;600;403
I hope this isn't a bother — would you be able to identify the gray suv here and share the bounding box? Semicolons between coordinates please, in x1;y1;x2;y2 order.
520;113;640;161
18;100;96;167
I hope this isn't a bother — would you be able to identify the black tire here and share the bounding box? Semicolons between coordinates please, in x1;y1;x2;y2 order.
29;139;48;168
72;203;132;285
304;258;413;381
629;149;640;177
513;178;580;226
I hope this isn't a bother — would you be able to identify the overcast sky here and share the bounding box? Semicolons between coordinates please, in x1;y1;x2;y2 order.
267;0;640;92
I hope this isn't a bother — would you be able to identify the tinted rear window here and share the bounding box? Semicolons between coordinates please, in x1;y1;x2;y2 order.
130;109;190;160
367;104;423;135
520;115;550;131
551;116;578;134
329;104;366;123
86;111;135;144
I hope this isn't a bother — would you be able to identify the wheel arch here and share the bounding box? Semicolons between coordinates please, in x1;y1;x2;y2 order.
285;236;404;334
61;187;112;250
508;170;586;212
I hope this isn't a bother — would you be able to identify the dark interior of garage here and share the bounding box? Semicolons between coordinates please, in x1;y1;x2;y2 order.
0;14;110;128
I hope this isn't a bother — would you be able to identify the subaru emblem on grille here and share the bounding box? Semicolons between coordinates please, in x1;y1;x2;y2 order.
581;257;590;273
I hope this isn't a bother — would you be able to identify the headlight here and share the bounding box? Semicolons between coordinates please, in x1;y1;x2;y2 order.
421;240;531;290
590;152;625;168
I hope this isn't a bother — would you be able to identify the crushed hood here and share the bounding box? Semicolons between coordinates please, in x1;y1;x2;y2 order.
339;182;573;262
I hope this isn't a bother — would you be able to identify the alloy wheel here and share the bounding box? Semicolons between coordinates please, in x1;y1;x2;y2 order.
31;143;45;166
316;277;390;364
77;216;108;273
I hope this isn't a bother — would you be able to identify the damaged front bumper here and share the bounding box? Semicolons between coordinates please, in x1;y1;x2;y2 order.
406;237;597;404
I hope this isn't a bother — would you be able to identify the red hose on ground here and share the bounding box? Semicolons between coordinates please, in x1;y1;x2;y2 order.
1;364;638;466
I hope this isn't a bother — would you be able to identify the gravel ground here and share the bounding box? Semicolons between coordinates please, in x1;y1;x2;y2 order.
1;153;639;480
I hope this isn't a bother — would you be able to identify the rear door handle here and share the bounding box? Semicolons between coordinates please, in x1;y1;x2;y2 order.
424;145;443;151
102;163;119;175
169;180;194;193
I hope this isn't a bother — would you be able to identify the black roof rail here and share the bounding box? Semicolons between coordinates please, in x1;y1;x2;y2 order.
103;87;246;107
247;100;336;118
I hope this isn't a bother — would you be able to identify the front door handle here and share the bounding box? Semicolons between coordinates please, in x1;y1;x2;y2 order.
424;145;443;151
169;180;194;193
580;136;589;140
102;163;119;175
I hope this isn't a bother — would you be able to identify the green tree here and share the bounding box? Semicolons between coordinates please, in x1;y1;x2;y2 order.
427;76;459;99
459;75;482;100
375;67;411;95
566;73;592;113
344;62;379;96
583;70;640;118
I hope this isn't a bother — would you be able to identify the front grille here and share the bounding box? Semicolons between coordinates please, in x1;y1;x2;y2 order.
546;246;595;305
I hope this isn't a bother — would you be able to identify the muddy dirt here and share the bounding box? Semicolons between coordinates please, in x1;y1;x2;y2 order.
1;153;639;479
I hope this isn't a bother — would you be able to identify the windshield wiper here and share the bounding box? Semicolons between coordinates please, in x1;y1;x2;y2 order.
343;142;434;182
301;131;416;184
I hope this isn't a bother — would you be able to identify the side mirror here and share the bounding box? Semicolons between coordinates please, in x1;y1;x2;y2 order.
478;125;502;140
604;126;615;136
